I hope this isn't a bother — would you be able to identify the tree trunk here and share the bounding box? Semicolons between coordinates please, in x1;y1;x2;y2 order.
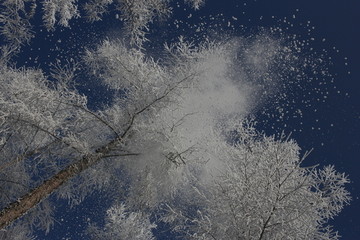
0;152;103;229
0;128;131;229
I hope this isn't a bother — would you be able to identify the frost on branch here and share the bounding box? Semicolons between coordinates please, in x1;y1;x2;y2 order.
86;0;205;45
0;0;206;49
0;221;36;240
84;39;167;97
83;0;114;22
185;0;204;10
0;0;35;46
88;204;156;240
42;0;79;30
116;0;171;46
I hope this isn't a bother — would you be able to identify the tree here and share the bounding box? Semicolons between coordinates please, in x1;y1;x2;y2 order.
0;1;204;235
0;0;204;49
0;39;198;232
161;121;351;239
0;27;240;236
0;0;351;239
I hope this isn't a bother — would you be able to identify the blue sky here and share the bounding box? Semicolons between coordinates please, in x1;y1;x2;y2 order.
6;0;360;239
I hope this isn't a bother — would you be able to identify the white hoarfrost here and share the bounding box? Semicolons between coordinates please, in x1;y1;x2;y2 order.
88;204;156;240
0;0;206;48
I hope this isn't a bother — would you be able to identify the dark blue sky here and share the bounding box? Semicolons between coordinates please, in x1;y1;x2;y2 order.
6;0;360;239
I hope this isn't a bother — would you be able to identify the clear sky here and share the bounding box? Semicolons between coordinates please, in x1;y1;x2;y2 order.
6;0;360;239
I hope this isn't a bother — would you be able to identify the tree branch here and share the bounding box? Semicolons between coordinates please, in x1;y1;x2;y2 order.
62;102;121;139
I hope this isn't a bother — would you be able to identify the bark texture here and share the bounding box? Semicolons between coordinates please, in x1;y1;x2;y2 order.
0;152;103;229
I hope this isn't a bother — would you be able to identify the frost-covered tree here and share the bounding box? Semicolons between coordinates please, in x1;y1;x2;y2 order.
161;121;351;239
0;33;240;236
0;40;185;229
0;0;204;48
88;204;156;240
